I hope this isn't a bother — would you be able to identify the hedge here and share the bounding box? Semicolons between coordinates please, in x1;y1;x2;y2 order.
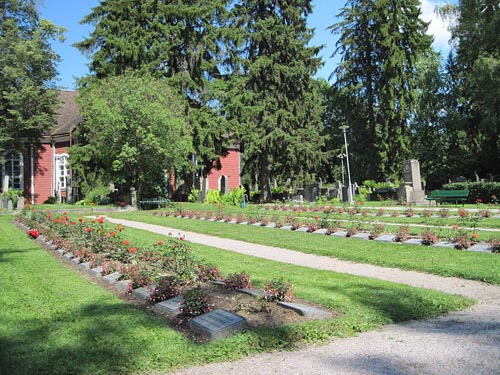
443;182;500;204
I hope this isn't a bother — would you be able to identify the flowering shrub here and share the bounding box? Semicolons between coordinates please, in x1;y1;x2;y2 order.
27;229;39;239
196;263;222;282
439;209;450;218
489;239;500;253
420;229;439;246
369;223;385;240
179;287;212;322
223;272;252;290
453;229;472;250
480;209;491;218
394;225;410;242
119;264;155;289
307;223;320;233
262;278;294;302
147;276;183;304
422;209;432;218
157;240;199;281
405;209;415;217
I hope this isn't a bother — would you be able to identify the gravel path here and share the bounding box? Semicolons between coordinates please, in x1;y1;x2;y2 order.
105;217;500;375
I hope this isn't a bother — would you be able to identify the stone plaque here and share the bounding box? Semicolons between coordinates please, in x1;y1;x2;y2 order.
154;295;183;315
102;272;121;285
277;302;332;319
374;234;396;243
188;309;247;341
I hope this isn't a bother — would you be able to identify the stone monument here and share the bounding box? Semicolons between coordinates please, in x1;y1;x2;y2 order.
399;159;427;204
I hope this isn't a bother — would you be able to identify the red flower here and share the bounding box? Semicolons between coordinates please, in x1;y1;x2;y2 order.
129;247;136;253
71;221;76;225
63;211;68;215
97;216;104;224
477;198;482;203
110;231;116;237
86;227;93;233
314;216;319;220
78;218;83;222
452;225;459;230
122;239;130;246
472;233;478;239
157;240;164;245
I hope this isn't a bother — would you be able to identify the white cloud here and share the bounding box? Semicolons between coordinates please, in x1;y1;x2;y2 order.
419;0;453;52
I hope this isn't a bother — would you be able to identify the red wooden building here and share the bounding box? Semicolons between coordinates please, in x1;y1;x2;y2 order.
1;90;241;204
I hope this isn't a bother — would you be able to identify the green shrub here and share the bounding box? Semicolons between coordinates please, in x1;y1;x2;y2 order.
223;187;245;206
262;278;294;302
2;188;23;206
179;287;212;321
223;272;252;290
443;181;500;204
204;189;222;204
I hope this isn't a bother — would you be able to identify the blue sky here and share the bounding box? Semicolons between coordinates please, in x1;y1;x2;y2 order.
39;0;454;90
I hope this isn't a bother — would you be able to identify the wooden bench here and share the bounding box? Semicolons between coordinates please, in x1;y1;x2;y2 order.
425;190;469;206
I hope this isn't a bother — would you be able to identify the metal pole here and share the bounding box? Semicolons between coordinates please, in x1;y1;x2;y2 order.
340;126;353;204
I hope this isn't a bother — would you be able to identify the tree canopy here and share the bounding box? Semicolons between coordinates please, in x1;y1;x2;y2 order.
0;0;64;152
329;0;433;182
71;73;192;198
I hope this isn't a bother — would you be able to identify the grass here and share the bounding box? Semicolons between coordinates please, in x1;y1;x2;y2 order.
106;210;500;284
0;215;472;375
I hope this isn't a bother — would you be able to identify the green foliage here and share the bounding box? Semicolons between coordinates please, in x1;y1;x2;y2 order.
73;73;192;197
329;0;433;181
85;185;111;205
226;1;325;202
0;0;65;151
188;188;200;203
179;287;212;321
262;278;294;302
223;272;252;290
147;276;183;304
1;188;23;206
443;182;500;204
204;189;222;205
223;187;245;206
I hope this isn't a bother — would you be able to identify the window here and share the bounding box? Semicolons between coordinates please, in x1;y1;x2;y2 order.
56;154;69;190
2;149;24;190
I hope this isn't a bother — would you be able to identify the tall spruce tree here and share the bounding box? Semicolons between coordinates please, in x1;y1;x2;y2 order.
440;0;500;179
75;0;233;180
0;0;64;152
330;0;433;181
227;0;325;201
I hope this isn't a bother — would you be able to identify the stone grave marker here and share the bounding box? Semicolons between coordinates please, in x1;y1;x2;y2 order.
280;225;293;230
402;238;423;245
132;285;154;301
332;231;348;237
433;241;456;249
295;226;309;232
70;257;81;264
79;262;91;271
265;222;277;229
236;288;263;298
188;309;247;341
88;266;104;277
312;228;328;235
469;244;491;253
154;295;183;315
277;302;333;319
374;234;396;242
102;272;121;285
115;280;132;293
351;232;371;240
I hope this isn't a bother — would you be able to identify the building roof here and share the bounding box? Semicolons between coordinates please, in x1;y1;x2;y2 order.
51;90;82;137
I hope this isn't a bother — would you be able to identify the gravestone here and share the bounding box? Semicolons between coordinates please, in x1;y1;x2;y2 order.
16;197;24;212
399;160;427;204
154;295;183;315
188;309;247;341
277;302;333;319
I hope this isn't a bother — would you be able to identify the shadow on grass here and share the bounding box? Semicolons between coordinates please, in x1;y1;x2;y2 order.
0;300;166;375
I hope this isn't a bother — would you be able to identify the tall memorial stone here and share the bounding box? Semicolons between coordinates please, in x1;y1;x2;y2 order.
399;160;427;204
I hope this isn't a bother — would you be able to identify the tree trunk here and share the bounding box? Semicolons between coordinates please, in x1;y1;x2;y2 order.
259;154;271;203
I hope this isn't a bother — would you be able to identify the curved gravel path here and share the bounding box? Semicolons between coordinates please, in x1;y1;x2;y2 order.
105;217;500;375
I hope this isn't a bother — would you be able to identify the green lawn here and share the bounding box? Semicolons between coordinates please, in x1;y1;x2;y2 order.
0;215;471;375
107;210;500;284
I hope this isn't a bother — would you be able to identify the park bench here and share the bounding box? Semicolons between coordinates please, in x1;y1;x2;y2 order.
425;189;469;206
139;197;169;209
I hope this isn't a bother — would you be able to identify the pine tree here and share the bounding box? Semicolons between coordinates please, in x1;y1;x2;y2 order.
75;0;233;179
330;0;433;181
227;0;325;201
440;0;500;179
0;0;64;151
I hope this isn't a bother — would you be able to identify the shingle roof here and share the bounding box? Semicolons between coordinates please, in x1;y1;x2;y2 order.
51;90;82;136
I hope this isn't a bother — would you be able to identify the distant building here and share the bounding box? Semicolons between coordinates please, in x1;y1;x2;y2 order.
1;90;241;204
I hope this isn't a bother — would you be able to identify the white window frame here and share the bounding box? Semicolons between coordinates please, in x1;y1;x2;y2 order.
2;149;24;190
55;154;69;191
